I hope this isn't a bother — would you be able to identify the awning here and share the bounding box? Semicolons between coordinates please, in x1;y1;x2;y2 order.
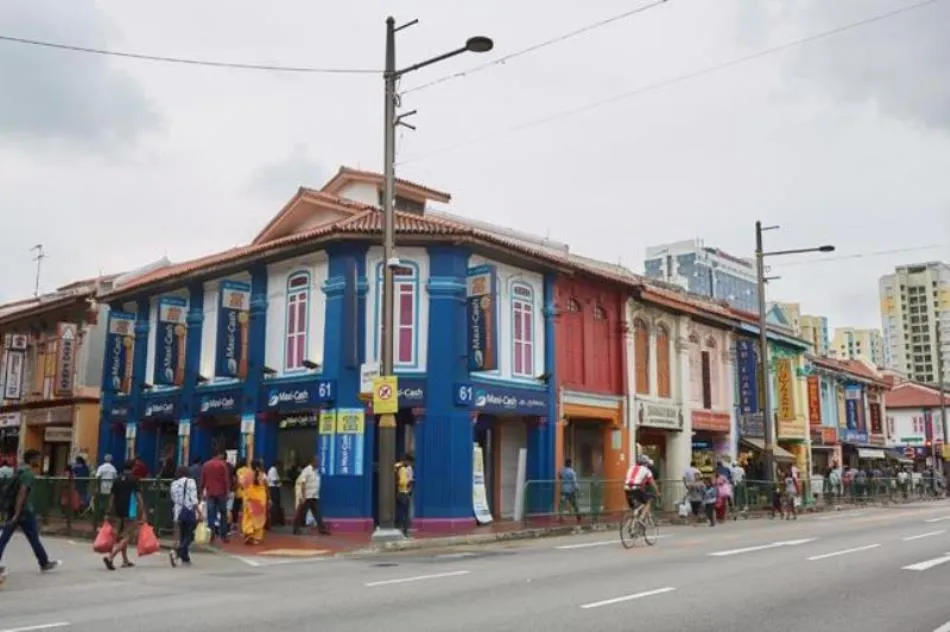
885;450;913;464
740;437;797;463
857;448;886;460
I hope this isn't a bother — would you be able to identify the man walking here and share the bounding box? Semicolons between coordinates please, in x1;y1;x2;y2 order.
200;451;231;543
395;454;415;536
294;456;330;535
0;449;61;582
103;460;148;570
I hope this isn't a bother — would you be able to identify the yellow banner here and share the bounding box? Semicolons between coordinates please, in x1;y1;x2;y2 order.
778;417;807;440
336;408;365;435
319;409;336;435
776;359;795;421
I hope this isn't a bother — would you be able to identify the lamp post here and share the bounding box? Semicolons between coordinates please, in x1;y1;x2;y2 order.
374;17;493;542
755;221;834;482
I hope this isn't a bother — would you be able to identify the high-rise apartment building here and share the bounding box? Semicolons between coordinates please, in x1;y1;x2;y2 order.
769;302;830;355
879;261;950;384
831;327;885;366
643;239;758;312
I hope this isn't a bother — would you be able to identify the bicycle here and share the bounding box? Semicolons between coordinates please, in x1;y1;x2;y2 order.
620;498;659;549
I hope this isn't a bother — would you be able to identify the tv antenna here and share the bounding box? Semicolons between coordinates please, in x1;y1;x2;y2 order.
31;244;45;297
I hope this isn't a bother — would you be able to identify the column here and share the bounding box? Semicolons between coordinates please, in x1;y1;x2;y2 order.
130;299;152;466
97;305;120;465
647;324;658;398
321;244;372;526
180;283;204;463
245;265;270;465
525;272;558;513
667;315;692;507
417;245;473;528
624;299;637;462
722;335;737;461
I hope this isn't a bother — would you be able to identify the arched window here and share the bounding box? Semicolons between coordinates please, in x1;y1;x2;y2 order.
376;262;419;367
563;297;584;385
511;283;535;378
285;272;310;371
656;324;671;399
688;333;703;405
592;305;610;387
566;298;582;313
593;305;607;321
634;318;650;395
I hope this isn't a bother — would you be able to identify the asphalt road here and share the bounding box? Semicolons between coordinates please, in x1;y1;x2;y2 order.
4;502;950;632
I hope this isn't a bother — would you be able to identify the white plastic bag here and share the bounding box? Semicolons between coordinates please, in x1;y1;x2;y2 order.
678;501;690;518
305;509;316;527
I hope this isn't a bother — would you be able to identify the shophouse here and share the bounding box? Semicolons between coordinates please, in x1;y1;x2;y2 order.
627;281;737;492
731;310;811;478
885;380;948;469
96;167;580;531
805;356;853;473
0;276;117;472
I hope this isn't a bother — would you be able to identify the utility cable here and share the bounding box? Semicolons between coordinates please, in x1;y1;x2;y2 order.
773;244;950;268
403;0;670;95
398;0;945;165
0;34;379;74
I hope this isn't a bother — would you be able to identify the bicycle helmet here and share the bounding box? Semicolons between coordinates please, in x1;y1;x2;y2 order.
637;454;654;467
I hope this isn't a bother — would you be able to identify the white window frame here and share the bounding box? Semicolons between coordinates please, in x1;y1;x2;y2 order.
511;283;535;378
285;272;310;371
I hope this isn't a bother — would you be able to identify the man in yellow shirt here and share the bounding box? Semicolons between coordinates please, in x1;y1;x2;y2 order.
394;454;414;537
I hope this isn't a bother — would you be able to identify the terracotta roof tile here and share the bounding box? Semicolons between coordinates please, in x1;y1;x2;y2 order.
886;382;950;409
809;356;888;386
322;167;452;203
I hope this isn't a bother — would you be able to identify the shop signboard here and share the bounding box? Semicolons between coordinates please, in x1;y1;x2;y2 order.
333;408;365;476
105;312;136;394
318;409;336;475
691;410;731;433
735;338;759;414
807;375;821;426
260;378;336;412
473;444;493;525
2;349;24;400
44;426;73;443
778;417;807;440
142;395;179;420
776;359;795;422
845;386;861;430
841;428;869;445
54;322;78;397
466;265;498;372
457;382;548;416
0;412;21;429
738;412;765;438
198;388;242;416
109;399;130;422
154;297;188;387
215;280;251;380
869;402;883;436
637;400;682;431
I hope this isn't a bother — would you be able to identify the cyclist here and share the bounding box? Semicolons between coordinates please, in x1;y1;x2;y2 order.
624;454;660;522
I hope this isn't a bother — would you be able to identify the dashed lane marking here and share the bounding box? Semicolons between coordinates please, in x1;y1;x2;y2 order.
0;624;70;632
365;570;471;587
580;587;676;609
902;530;946;541
903;553;950;572
807;544;881;561
708;538;817;557
924;516;950;523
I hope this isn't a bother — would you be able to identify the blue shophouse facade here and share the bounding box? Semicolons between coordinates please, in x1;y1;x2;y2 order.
97;173;560;532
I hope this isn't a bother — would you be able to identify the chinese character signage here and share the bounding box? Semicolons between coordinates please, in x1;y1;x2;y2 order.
845;386;861;430
54;323;78;397
807;375;821;426
155;297;188;386
215;280;250;380
869;402;883;435
318;409;336;475
333;408;364;476
106;312;136;394
2;349;24;400
736;339;759;414
776;359;795;421
466;265;497;371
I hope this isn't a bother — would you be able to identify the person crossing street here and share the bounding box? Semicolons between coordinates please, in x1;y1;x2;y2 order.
0;449;61;583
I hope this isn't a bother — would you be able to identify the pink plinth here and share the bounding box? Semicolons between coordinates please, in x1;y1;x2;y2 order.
326;517;375;533
412;517;478;534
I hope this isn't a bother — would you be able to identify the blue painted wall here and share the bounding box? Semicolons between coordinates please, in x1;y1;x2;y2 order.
183;284;207;461
246;265;270;464
130;299;153;467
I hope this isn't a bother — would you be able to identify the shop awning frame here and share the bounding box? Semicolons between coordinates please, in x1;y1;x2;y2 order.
857;448;886;460
740;437;797;463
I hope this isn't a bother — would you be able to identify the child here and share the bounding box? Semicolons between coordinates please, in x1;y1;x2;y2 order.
702;477;718;527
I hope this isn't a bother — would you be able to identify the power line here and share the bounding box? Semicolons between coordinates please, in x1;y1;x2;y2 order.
403;0;670;95
0;34;379;74
772;244;950;268
398;0;945;165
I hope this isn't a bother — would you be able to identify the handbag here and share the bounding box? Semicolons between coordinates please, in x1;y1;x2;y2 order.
177;479;198;524
194;521;211;545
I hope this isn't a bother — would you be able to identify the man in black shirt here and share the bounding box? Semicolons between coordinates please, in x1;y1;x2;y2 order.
103;461;147;570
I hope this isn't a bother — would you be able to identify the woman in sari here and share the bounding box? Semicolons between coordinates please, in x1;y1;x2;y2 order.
241;459;269;545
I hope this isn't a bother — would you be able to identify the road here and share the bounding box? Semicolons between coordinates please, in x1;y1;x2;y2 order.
3;502;950;632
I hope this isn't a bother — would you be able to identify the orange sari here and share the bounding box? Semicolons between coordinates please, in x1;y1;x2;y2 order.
241;471;268;544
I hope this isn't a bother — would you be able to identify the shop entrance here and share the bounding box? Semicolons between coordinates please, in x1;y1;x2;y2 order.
563;419;605;478
371;409;416;526
473;415;527;520
277;412;320;475
42;438;71;476
203;417;241;460
637;429;668;482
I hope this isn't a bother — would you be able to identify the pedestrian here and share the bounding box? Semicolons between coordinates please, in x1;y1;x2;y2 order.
771;468;785;519
0;449;61;582
395;454;415;536
233;460;250;532
784;467;799;520
240;460;268;545
188;457;202;482
169;466;199;567
131;454;149;480
683;461;704;523
293;456;330;535
266;460;283;528
200;451;231;543
702;477;718;527
103;460;148;570
558;458;581;523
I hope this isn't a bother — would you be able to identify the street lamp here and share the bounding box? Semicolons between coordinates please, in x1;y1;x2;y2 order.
374;17;494;542
755;221;834;483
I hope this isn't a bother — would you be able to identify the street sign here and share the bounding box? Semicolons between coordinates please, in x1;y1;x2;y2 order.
373;375;399;415
905;446;916;458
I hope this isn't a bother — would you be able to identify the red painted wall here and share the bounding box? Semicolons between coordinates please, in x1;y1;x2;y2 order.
554;277;624;395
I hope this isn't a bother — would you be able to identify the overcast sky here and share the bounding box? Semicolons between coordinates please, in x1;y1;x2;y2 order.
1;0;948;331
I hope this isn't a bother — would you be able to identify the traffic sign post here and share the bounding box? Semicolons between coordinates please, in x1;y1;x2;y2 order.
373;375;399;415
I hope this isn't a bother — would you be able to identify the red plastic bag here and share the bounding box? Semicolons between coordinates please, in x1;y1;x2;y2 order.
136;523;160;557
93;522;116;553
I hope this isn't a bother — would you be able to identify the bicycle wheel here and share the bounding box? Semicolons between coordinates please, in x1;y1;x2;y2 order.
619;512;639;549
641;513;660;546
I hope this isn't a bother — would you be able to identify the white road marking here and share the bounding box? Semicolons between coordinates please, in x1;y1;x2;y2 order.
925;516;950;523
807;544;881;561
933;621;950;632
903;530;946;542
903;553;950;572
436;552;477;559
556;535;672;550
0;624;70;632
365;570;471;587
815;511;866;521
708;538;817;557
580;587;676;609
232;555;262;567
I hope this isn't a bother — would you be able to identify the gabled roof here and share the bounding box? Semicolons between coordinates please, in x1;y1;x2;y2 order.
886;382;950;409
251;188;371;246
808;355;889;387
322;166;452;204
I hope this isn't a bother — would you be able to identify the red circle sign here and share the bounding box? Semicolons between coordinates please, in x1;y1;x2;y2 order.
904;446;915;458
377;384;393;400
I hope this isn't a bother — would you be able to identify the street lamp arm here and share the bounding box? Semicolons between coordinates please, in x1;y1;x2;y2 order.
395;46;469;77
763;246;835;258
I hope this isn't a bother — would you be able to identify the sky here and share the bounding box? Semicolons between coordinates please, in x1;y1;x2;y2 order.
1;0;949;331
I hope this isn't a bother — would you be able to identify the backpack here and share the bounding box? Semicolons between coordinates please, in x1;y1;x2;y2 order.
0;470;22;516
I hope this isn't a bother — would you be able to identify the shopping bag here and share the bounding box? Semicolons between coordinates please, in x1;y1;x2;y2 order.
93;522;116;553
677;501;690;518
305;509;316;527
194;522;211;546
136;523;160;557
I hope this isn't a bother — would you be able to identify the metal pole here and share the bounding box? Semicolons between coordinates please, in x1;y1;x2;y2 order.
755;221;776;483
938;326;947;474
373;16;400;540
